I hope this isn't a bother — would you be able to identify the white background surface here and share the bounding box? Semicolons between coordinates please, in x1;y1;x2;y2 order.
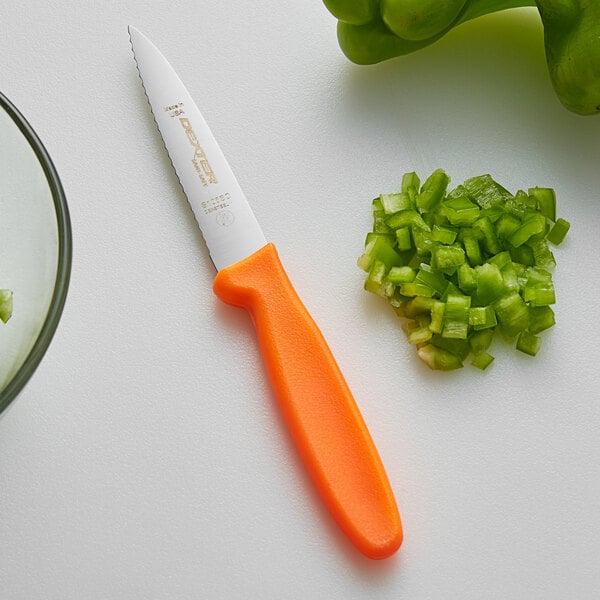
2;2;600;598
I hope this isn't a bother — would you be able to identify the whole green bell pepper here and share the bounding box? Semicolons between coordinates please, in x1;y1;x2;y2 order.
322;0;600;116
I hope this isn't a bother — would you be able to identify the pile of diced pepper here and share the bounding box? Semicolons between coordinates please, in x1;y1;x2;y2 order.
358;170;570;370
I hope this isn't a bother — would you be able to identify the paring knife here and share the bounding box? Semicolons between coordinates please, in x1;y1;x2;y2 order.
128;26;402;560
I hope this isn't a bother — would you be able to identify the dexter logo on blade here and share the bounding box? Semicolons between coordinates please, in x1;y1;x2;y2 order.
163;102;217;187
179;116;217;187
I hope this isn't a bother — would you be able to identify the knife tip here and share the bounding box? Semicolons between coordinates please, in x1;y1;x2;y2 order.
127;25;143;44
128;25;147;56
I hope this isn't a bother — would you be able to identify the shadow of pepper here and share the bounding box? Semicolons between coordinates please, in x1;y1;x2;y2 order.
335;8;600;195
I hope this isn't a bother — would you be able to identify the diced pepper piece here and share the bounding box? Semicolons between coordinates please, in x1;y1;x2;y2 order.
504;194;531;221
387;265;416;284
442;196;481;226
456;225;484;242
395;227;412;251
469;328;495;353
431;334;471;361
516;331;542;356
412;229;436;257
469;305;497;330
400;282;435;298
431;244;465;271
417;169;450;212
385;209;431;232
407;323;433;345
446;185;471;201
368;260;386;285
365;232;395;246
528;306;556;334
462;235;484;266
372;209;391;233
444;293;471;319
365;260;394;297
432;225;457;245
508;213;547;247
404;296;437;317
457;262;477;293
401;171;420;195
487;250;512;270
525;267;553;285
480;206;505;223
429;300;445;334
402;317;419;334
420;211;436;231
474;216;502;255
439;281;459;302
529;187;556;221
442;293;471;340
417;344;463;370
547;218;570;245
528;238;556;270
471;351;494;370
495;213;522;241
462;174;513;210
380;192;412;214
372;197;383;211
475;262;505;305
514;189;538;212
513;261;527;282
441;320;469;340
493;293;529;337
389;292;410;314
415;263;448;296
523;284;556;307
500;262;519;293
508;243;535;267
358;235;405;271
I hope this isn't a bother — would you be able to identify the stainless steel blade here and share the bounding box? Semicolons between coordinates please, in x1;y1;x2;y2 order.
129;26;267;271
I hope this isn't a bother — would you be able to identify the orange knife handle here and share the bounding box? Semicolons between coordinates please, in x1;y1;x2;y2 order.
213;243;402;559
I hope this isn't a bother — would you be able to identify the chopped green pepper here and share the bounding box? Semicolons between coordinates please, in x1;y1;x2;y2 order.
471;351;495;370
359;169;570;370
547;218;571;245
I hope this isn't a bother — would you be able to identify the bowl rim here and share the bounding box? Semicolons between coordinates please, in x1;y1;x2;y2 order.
0;91;72;415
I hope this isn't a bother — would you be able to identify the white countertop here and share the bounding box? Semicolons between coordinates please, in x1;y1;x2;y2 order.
2;2;600;598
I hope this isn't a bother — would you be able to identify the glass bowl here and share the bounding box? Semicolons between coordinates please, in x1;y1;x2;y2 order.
0;92;72;416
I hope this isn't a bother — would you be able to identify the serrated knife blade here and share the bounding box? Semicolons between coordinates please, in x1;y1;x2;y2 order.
128;25;402;560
